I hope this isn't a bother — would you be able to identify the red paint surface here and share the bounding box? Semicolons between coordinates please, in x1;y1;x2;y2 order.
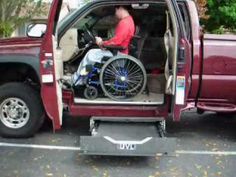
200;35;236;103
40;0;62;130
0;37;42;56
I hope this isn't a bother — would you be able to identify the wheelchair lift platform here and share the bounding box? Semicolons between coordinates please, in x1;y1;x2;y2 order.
79;117;176;156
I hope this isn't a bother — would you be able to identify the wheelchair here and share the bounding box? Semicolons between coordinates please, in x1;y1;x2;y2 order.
76;25;147;101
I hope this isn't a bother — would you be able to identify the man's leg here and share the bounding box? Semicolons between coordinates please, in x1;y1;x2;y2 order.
73;49;113;85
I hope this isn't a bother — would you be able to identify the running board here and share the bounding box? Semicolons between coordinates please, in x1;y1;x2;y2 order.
197;102;236;112
79;118;176;156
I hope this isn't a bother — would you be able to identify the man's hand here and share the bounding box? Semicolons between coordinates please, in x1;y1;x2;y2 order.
95;36;103;46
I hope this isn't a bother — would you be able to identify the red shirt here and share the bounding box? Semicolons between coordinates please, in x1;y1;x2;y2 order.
103;16;135;54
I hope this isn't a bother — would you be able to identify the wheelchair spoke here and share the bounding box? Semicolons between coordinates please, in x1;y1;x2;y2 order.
115;60;122;71
126;80;141;86
126;82;136;91
107;66;118;75
107;63;118;74
128;69;142;78
105;69;117;77
115;61;125;76
128;75;143;80
122;59;126;68
124;60;131;73
126;62;137;74
111;64;121;76
129;65;141;75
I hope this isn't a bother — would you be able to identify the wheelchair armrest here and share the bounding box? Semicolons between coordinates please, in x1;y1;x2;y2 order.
103;45;126;55
103;45;126;51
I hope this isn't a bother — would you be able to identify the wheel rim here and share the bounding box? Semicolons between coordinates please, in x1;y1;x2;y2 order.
0;98;30;129
101;56;146;100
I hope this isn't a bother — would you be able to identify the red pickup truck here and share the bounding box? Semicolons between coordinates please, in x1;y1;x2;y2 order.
0;0;235;156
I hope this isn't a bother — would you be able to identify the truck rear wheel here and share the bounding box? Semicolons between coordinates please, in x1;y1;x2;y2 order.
0;83;44;138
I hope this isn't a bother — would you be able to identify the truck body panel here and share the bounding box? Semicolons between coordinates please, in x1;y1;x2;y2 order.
201;34;236;102
0;37;42;57
40;0;63;130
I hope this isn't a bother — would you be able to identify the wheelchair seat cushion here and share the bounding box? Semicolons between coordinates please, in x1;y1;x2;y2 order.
103;45;127;55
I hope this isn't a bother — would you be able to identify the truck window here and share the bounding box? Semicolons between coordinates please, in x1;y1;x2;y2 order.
178;2;191;41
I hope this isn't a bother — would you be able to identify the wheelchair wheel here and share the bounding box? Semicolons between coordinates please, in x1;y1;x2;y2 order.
84;86;98;100
100;55;147;100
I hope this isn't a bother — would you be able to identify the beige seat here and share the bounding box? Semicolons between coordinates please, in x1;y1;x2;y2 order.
60;28;79;62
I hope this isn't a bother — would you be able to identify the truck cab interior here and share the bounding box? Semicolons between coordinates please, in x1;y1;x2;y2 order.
54;2;178;106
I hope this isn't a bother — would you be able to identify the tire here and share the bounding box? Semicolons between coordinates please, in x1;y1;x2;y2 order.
100;55;147;100
0;83;45;138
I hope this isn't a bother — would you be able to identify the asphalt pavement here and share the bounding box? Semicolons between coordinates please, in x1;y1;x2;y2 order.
0;111;236;177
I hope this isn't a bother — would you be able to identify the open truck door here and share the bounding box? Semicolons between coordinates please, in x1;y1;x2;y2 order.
40;0;63;130
165;1;192;121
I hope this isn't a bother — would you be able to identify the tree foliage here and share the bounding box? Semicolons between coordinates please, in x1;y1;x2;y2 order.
0;0;44;38
200;0;236;33
196;0;208;19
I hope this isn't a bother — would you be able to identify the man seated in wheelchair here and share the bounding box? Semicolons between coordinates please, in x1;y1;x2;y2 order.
71;5;146;100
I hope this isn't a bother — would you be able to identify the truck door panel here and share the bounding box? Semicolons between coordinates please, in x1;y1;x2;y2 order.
201;34;236;102
184;1;202;100
40;0;63;130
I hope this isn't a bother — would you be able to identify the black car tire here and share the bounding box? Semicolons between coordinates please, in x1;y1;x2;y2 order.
0;83;45;138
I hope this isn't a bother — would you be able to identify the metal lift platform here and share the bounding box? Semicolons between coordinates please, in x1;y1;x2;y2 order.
79;117;176;156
